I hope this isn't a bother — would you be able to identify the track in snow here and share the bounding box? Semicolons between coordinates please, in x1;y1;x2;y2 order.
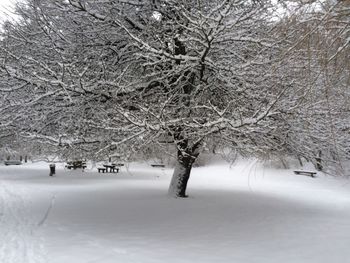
0;181;47;263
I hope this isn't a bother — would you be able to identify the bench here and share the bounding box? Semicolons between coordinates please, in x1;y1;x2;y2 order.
4;160;22;165
151;164;165;168
294;170;317;178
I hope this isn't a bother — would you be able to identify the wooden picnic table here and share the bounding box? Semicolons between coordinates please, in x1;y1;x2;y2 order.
66;161;87;170
97;164;119;173
103;164;117;172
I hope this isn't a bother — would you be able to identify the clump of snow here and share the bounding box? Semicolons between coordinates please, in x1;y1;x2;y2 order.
0;160;349;263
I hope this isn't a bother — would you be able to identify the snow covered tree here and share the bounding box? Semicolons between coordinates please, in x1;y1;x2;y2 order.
63;0;305;197
275;0;350;174
1;0;348;196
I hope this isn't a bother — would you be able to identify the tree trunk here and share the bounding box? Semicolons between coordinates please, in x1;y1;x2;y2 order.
315;150;323;171
168;153;195;198
279;157;288;169
297;156;303;167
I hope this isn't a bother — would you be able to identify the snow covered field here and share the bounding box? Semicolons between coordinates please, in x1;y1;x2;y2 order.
1;160;350;263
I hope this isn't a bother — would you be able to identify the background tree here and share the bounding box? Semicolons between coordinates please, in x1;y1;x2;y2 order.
275;0;350;174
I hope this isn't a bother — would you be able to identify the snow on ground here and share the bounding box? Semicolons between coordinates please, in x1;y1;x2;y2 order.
0;160;350;263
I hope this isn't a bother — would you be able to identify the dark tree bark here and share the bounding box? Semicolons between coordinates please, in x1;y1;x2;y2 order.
168;135;201;197
297;156;303;167
168;150;198;198
315;150;323;171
